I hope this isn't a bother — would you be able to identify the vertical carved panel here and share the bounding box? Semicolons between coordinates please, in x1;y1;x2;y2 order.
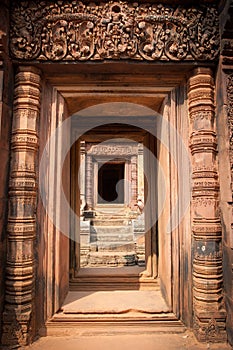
85;154;93;210
226;74;233;191
188;68;226;342
2;67;41;347
130;155;138;209
80;140;86;212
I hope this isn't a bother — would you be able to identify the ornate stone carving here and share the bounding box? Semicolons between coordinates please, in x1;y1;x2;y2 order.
226;74;233;194
1;67;41;347
188;68;226;342
89;144;138;156
85;154;94;210
10;1;219;62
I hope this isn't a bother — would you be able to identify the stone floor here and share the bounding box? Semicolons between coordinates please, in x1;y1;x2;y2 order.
61;290;169;314
26;332;232;350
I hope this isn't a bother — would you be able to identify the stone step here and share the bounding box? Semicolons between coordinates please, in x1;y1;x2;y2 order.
70;267;159;291
86;251;138;267
93;225;133;234
93;219;130;226
95;235;134;243
96;242;136;252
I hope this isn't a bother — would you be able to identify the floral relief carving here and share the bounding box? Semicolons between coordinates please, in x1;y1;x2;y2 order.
227;74;233;192
10;1;220;62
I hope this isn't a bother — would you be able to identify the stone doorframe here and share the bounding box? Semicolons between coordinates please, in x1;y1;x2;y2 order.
85;142;139;209
2;0;227;347
2;65;227;347
70;129;157;278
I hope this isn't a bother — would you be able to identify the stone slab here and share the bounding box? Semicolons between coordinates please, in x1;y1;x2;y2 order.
61;290;169;314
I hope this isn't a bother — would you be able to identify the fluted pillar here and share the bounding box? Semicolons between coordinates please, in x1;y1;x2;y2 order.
188;68;226;342
2;67;41;347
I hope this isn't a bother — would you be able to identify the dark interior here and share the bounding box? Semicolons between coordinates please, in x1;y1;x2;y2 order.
98;162;125;203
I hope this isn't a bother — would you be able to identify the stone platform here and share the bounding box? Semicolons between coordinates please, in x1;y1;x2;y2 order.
61;290;169;314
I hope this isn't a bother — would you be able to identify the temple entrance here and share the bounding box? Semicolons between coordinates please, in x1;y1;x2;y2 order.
36;67;192;337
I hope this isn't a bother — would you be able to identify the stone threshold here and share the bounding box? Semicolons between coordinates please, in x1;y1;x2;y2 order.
43;314;185;337
70;267;159;291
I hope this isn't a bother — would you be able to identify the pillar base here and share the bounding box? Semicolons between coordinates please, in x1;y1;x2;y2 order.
193;315;227;343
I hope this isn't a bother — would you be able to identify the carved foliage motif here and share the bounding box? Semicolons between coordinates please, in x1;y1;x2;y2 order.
10;1;219;62
226;74;233;193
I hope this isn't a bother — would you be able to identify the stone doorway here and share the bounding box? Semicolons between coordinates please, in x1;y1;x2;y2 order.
31;66;194;338
1;0;229;344
64;116;172;323
98;162;125;203
71;126;149;272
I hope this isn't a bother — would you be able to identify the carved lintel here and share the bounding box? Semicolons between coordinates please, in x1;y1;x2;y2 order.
88;144;138;156
2;66;41;348
10;1;219;62
188;68;226;342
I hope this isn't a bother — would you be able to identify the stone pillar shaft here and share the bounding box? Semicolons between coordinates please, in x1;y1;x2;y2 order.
80;141;86;211
188;68;226;342
130;155;138;209
2;67;41;347
85;154;93;210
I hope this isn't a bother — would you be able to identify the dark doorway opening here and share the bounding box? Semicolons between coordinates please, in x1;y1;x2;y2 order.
98;162;124;203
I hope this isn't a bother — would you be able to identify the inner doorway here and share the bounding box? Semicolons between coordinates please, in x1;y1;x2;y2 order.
76;135;148;270
98;162;125;203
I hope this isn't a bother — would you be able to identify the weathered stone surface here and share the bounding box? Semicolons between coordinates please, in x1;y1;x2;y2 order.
188;68;226;342
9;1;219;62
1;67;41;348
1;0;233;348
0;0;14;343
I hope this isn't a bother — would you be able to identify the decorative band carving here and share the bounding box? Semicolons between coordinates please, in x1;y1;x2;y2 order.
226;74;233;194
10;1;219;62
188;68;226;342
2;67;41;347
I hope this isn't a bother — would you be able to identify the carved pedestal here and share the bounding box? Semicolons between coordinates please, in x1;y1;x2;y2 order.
188;68;226;342
2;67;41;347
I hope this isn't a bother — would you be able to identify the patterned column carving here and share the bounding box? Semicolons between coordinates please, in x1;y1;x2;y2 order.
130;155;138;210
85;154;93;210
2;67;41;347
80;141;86;212
188;68;226;342
226;74;233;192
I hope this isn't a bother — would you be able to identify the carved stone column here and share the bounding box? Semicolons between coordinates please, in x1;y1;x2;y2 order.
137;144;144;198
80;141;86;212
130;155;138;210
188;68;226;342
85;154;93;210
2;67;41;347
